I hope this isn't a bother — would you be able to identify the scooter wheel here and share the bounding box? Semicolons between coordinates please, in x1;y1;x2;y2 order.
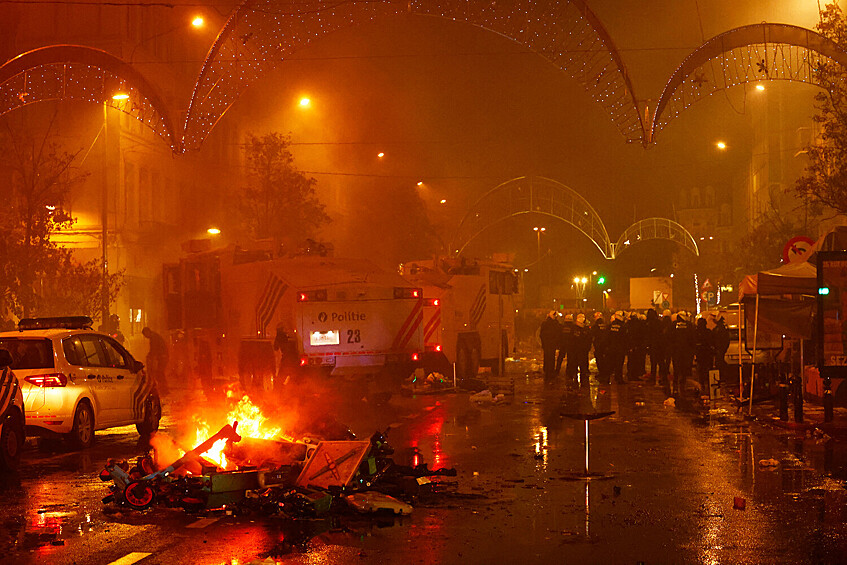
123;481;156;510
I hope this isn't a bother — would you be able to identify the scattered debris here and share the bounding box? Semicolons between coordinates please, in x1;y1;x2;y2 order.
403;371;454;394
758;458;780;468
663;397;676;408
469;389;506;405
99;422;457;523
345;492;413;515
733;496;746;510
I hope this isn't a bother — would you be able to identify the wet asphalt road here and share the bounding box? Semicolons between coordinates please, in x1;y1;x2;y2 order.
2;362;847;565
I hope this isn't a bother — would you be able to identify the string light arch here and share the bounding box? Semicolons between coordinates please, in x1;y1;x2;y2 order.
612;217;699;259
451;177;699;259
649;23;847;142
451;176;613;258
182;0;646;151
0;45;178;150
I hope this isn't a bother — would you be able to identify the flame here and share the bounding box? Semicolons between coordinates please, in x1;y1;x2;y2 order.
190;394;286;470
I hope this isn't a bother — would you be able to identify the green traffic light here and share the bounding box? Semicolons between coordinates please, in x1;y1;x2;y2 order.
819;287;830;295
597;276;606;285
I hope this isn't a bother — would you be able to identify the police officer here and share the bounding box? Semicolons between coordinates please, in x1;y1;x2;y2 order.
671;311;695;395
712;313;731;385
658;309;674;395
571;313;592;387
556;314;576;382
591;311;609;384
607;311;627;384
539;311;561;380
645;308;661;383
626;312;647;380
694;316;714;395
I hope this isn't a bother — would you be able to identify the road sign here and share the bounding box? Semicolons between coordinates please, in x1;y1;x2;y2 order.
782;235;815;264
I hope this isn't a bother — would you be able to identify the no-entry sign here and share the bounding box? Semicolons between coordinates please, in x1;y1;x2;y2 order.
782;235;815;264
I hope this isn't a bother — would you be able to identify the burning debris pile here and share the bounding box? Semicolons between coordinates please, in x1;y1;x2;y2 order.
99;394;456;519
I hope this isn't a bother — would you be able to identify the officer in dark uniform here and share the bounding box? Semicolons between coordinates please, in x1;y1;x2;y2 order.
694;316;714;394
572;313;592;387
658;310;674;395
539;311;561;380
607;311;627;384
671;311;695;395
645;308;661;383
591;311;609;384
556;314;576;382
712;313;731;385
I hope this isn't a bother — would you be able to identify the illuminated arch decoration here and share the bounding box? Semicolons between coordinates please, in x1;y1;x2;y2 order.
452;176;613;259
182;0;645;151
452;177;700;260
613;218;699;259
649;23;847;142
0;45;178;150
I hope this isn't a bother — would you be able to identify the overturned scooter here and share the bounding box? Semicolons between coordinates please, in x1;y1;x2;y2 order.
101;423;242;510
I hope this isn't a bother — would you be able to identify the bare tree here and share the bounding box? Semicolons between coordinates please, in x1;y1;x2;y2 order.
795;3;847;217
0;117;122;320
239;132;329;246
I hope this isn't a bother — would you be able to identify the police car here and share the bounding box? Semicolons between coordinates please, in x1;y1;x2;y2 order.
0;316;160;449
0;348;25;471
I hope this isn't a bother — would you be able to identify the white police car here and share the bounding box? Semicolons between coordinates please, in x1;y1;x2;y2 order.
0;316;160;449
0;348;25;471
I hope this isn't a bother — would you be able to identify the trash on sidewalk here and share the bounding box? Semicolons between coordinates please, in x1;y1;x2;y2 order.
733;496;746;510
663;397;676;408
758;458;780;468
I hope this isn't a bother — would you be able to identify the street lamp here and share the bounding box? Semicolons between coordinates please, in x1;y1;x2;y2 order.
574;276;588;306
533;227;546;260
299;97;311;108
716;140;727;150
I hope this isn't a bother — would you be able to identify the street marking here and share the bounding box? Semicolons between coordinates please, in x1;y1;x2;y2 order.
107;553;152;565
186;517;221;529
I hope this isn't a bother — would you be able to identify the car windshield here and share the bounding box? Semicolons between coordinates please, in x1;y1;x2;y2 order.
0;337;55;370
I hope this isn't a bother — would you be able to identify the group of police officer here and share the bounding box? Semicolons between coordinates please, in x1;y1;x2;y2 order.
540;308;731;396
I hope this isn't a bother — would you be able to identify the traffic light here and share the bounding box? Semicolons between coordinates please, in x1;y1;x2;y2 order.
597;275;606;285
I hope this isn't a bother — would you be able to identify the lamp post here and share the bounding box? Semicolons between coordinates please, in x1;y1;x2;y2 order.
533;227;546;307
573;276;588;308
533;226;546;260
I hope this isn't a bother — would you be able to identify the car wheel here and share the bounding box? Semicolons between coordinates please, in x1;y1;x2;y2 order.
136;395;161;436
0;412;24;472
67;402;95;449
